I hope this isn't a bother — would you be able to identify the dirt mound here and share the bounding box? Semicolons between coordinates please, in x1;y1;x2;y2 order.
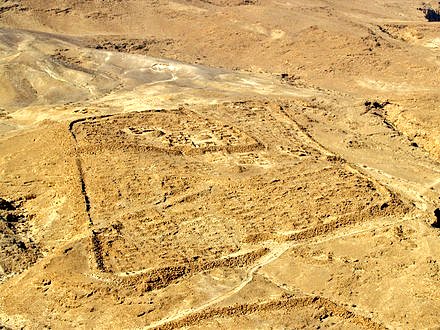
154;295;385;330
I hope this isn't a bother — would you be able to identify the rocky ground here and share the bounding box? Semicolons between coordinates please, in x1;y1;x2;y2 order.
0;0;439;329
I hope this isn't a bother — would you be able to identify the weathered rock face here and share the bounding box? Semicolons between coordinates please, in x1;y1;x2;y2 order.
418;3;440;21
0;197;40;281
434;208;440;228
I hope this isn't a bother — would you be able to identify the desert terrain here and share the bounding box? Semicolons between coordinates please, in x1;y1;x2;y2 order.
0;0;440;329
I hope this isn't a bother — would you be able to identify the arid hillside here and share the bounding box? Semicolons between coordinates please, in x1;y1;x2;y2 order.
0;1;439;329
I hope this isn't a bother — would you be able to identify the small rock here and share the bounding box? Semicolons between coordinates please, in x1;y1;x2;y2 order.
17;241;27;250
5;213;20;222
42;279;51;286
433;208;440;228
0;198;15;211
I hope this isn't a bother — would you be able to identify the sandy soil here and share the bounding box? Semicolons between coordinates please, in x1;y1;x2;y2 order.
0;1;439;329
